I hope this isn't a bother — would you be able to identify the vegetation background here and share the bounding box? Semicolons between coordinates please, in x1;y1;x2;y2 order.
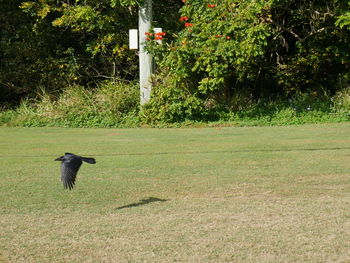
1;0;350;126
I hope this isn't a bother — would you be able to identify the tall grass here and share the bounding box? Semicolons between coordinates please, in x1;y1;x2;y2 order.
1;83;350;127
1;81;140;128
218;91;350;126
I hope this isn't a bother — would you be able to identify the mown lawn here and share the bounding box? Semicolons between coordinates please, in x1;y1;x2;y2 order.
0;124;349;262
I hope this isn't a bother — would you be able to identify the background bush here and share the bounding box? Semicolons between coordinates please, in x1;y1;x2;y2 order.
1;0;350;126
1;81;140;127
144;0;350;123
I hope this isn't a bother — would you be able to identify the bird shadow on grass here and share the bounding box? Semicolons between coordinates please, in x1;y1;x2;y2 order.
116;197;168;210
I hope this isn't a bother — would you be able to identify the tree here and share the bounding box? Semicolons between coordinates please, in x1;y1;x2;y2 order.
142;0;350;122
0;0;182;104
19;0;140;82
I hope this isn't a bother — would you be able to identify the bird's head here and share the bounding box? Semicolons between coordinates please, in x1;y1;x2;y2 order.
55;156;64;162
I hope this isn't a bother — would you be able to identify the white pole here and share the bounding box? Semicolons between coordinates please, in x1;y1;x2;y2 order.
139;0;153;105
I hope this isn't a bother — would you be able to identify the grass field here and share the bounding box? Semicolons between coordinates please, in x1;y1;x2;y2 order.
0;124;349;262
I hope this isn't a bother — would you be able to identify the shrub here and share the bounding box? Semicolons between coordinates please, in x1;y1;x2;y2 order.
1;81;140;127
332;87;350;115
143;0;350;123
1;83;350;127
140;75;206;123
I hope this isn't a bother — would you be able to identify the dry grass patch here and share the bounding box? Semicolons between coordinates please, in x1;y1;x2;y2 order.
1;195;349;263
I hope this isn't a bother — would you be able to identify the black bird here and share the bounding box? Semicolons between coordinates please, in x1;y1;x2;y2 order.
55;153;96;190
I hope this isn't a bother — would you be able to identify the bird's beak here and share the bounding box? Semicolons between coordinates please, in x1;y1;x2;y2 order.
55;156;63;161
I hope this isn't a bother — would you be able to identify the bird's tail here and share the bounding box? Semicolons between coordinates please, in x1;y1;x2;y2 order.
81;157;96;164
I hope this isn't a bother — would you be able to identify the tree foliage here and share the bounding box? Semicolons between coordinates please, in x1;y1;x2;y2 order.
336;1;350;29
1;0;350;124
139;0;350;122
0;0;138;104
0;0;185;105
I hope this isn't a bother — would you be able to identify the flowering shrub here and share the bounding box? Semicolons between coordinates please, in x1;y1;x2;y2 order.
143;0;350;123
144;0;271;122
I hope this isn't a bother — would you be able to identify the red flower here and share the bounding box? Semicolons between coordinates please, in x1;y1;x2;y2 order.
208;4;216;8
145;32;166;40
179;16;189;21
155;32;166;37
226;36;231;40
184;22;193;27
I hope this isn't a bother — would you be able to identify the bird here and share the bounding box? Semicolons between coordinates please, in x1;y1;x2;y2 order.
55;153;96;190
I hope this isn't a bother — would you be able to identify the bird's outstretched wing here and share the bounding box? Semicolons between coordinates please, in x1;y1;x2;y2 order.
60;158;82;190
81;157;96;164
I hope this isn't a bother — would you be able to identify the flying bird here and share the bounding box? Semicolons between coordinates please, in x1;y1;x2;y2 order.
55;153;96;190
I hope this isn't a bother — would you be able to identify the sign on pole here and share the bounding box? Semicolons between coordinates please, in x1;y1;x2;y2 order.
129;29;138;50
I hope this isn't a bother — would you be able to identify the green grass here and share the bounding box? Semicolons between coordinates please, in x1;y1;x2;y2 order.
1;87;350;128
0;124;350;262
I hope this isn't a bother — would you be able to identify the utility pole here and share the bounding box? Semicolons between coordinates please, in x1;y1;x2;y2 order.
139;0;153;105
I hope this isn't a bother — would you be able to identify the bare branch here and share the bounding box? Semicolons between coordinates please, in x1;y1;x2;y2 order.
261;17;302;42
261;17;333;43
